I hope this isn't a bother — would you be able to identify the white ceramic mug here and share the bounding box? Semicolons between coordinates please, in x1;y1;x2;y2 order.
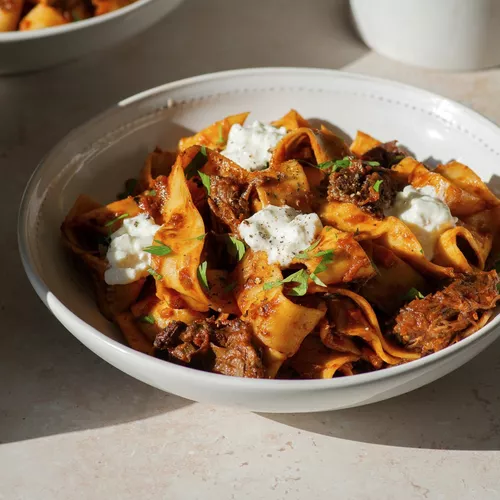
350;0;500;71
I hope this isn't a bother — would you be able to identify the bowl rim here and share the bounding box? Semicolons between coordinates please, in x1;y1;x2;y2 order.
0;0;159;41
18;66;500;391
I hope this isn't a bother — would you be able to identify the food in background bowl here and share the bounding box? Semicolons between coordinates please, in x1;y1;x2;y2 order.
0;0;137;32
61;109;500;380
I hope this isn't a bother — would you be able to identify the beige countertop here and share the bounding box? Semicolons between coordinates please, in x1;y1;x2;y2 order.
1;1;500;498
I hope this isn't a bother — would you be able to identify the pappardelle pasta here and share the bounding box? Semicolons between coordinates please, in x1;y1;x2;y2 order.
62;109;500;379
0;0;137;32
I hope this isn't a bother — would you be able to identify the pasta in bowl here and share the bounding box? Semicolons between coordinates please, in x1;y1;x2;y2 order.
0;0;138;32
62;109;500;380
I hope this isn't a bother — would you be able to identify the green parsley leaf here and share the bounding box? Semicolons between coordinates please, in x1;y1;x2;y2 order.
117;178;137;200
145;189;157;197
313;250;334;275
373;179;383;193
325;226;332;232
143;239;172;256
140;314;155;324
282;269;310;296
185;147;208;179
404;287;425;301
147;267;163;280
310;272;327;287
198;171;211;195
295;240;321;259
217;124;225;145
316;160;336;170
389;154;405;167
262;281;282;291
420;248;424;255
263;269;310;296
226;236;246;261
197;261;209;290
364;160;381;167
223;282;237;293
192;234;206;241
105;213;129;228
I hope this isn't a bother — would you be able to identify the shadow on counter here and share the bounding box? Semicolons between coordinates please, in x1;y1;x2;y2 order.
262;338;500;451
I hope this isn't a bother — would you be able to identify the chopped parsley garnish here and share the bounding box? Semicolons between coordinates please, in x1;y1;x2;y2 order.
143;240;172;256
420;249;424;255
197;261;209;290
223;281;237;293
263;269;312;296
105;213;129;228
404;287;425;301
364;160;381;167
313;250;334;275
373;179;383;193
185;147;208;179
316;160;336;170
295;240;321;259
140;314;155;324
147;267;163;280
145;189;157;197
198;171;211;195
226;236;246;261
217;124;225;145
389;154;405;167
316;157;380;172
117;178;137;200
192;233;206;241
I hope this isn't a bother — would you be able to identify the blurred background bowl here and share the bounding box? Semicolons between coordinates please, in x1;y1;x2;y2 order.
0;0;183;75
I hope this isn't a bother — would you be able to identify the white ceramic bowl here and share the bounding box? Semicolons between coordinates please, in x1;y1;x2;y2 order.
19;68;500;413
0;0;182;75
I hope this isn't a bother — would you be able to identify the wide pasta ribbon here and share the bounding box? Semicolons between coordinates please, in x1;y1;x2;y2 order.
234;250;326;374
153;160;238;313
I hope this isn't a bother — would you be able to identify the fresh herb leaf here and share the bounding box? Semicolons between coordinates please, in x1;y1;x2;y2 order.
105;213;129;228
192;234;206;241
282;269;310;296
313;250;334;275
310;272;327;287
373;179;383;193
217;124;225;145
325;226;332;232
197;261;209;290
316;157;352;172
389;154;405;167
226;236;246;261
145;189;157;197
117;178;137;200
316;160;336;170
364;160;380;167
263;281;282;291
147;267;163;280
198;171;211;195
185;147;208;179
263;269;310;296
497;283;500;293
404;287;425;301
140;314;155;324
143;240;172;256
223;281;237;293
420;249;424;255
295;240;321;259
354;228;360;237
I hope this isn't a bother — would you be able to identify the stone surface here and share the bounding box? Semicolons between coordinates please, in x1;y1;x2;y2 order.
1;0;500;498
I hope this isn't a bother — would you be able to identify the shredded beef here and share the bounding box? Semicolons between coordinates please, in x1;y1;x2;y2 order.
360;141;408;169
154;318;265;378
208;176;251;233
393;271;500;355
327;159;397;218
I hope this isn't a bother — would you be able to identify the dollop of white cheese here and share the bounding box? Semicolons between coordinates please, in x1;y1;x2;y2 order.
239;204;323;267
104;213;160;286
386;185;456;260
221;120;287;172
